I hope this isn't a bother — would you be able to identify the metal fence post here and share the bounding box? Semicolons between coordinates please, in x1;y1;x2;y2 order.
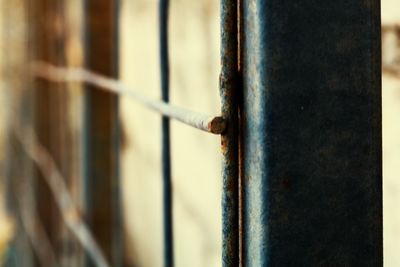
240;0;382;265
220;0;239;265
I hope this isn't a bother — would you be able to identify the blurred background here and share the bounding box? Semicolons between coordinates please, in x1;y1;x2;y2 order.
0;0;398;266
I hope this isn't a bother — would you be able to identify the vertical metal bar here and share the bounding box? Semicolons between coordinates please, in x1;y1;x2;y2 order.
240;0;382;265
83;0;122;266
220;0;239;265
159;0;173;266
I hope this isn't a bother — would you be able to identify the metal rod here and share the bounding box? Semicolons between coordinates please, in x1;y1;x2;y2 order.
31;62;226;135
159;0;173;265
220;0;239;265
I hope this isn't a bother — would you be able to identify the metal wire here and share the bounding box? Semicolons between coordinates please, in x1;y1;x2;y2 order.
31;62;226;135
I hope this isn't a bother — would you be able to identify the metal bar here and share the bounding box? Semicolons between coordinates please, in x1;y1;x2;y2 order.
240;0;382;265
220;0;239;265
83;0;122;266
32;62;226;135
159;0;173;265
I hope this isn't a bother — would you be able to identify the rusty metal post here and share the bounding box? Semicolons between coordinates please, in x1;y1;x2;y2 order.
83;0;122;266
240;0;382;265
220;0;239;265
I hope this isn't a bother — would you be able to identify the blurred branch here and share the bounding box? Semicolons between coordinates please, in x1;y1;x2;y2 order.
383;64;400;78
382;24;400;33
382;23;400;79
13;124;110;267
14;183;60;267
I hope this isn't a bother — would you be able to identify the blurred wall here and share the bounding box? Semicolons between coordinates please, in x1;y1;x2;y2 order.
382;1;400;265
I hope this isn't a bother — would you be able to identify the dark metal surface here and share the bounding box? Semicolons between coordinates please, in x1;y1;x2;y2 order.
220;0;239;265
83;0;122;266
159;0;173;266
240;0;382;265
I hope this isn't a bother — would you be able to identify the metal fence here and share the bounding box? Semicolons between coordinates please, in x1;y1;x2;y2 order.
3;0;383;266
